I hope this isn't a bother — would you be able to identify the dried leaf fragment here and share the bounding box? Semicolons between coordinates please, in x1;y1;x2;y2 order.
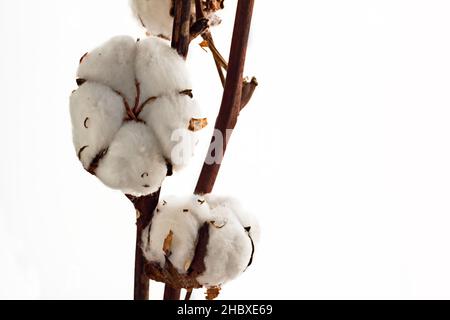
189;118;208;132
163;230;174;256
184;259;192;272
199;40;209;51
206;286;221;300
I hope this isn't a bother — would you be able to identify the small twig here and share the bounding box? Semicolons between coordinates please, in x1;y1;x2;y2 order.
195;0;226;86
195;0;256;195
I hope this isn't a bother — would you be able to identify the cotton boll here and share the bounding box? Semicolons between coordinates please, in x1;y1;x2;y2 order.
197;206;254;287
70;81;125;169
142;196;205;273
130;0;223;39
130;0;175;39
95;122;167;196
135;37;192;101
139;94;202;169
78;36;137;106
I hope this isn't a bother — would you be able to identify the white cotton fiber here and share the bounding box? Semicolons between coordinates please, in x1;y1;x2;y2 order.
130;0;222;39
139;94;201;169
142;196;210;273
130;0;175;39
205;195;261;244
141;195;259;288
135;37;191;101
95;122;167;196
71;35;205;196
70;81;125;169
197;205;254;287
78;36;137;106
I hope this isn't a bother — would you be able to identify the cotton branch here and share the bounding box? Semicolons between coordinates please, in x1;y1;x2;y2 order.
171;0;193;57
196;0;258;107
195;0;256;195
128;190;161;300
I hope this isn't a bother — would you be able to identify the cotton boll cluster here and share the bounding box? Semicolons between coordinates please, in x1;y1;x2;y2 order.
141;195;260;288
130;0;224;39
70;36;206;196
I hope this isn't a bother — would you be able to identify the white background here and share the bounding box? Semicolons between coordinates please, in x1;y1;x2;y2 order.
1;0;450;300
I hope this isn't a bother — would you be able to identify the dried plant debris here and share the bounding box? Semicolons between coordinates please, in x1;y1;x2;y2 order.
206;286;221;300
130;0;225;40
70;36;207;197
142;195;260;291
163;230;174;256
189;118;208;132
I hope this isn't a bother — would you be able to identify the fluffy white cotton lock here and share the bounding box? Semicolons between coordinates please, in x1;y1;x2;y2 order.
204;195;261;245
130;0;175;39
95;122;168;196
77;36;137;106
70;81;126;169
197;205;255;287
135;37;191;100
142;196;210;273
139;94;201;169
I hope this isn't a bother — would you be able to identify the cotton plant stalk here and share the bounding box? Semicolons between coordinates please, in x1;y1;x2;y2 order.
70;0;258;301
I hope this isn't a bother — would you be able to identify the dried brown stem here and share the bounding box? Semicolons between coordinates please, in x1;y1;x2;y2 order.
164;286;183;300
128;190;161;300
195;0;255;195
190;18;210;41
185;289;193;300
171;0;192;58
